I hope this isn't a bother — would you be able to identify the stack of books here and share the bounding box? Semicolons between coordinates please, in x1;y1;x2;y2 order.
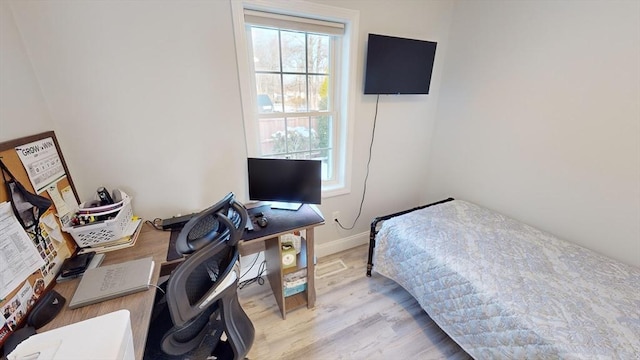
77;218;142;255
283;268;307;297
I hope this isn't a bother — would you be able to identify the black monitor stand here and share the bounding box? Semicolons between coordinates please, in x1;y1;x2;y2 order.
268;201;302;211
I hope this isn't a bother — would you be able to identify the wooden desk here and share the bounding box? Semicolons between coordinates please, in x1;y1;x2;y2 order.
40;204;323;358
238;204;324;319
40;223;170;360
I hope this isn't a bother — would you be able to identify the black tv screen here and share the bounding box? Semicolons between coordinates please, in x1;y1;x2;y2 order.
364;33;437;95
247;158;321;209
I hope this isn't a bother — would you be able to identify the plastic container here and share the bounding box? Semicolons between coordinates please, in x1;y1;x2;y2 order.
63;196;133;248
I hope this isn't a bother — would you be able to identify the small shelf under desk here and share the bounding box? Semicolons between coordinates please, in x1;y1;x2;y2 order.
266;235;310;318
238;204;324;319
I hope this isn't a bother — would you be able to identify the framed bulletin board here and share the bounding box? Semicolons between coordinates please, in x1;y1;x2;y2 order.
0;131;80;346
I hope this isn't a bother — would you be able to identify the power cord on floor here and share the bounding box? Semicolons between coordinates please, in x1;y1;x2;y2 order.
238;257;267;289
240;253;260;279
335;94;380;230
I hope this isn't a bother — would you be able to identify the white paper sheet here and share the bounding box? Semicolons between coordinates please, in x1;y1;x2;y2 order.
0;202;46;299
46;183;71;218
39;213;64;243
60;186;78;212
15;137;66;194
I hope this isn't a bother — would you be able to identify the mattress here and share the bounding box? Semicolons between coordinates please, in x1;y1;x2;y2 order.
373;200;640;359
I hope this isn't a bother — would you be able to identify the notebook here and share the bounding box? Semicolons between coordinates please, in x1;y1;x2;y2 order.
69;256;155;309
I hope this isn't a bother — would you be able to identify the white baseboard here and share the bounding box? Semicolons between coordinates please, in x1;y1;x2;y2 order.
315;231;369;258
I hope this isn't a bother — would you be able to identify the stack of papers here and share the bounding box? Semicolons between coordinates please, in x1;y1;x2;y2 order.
77;219;142;255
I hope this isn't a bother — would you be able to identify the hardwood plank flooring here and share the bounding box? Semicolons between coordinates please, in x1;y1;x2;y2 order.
238;245;472;359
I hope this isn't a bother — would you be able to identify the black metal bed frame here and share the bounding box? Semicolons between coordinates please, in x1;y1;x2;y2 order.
366;197;455;277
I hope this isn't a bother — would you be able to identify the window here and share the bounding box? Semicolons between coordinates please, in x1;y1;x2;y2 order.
248;17;337;176
232;1;359;196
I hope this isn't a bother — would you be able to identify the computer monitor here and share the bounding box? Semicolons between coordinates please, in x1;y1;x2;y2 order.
247;158;321;210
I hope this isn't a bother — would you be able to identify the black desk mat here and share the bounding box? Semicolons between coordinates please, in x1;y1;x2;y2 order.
167;229;182;261
242;204;324;241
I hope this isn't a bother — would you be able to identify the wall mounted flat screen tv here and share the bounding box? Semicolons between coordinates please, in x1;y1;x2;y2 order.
364;33;437;95
247;158;321;210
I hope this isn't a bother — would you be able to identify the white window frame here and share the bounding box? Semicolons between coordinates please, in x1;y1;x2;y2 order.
231;0;359;197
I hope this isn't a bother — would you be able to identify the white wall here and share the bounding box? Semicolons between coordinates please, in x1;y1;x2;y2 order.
4;0;454;251
4;0;638;265
425;0;640;266
7;0;250;219
323;0;454;250
0;1;54;141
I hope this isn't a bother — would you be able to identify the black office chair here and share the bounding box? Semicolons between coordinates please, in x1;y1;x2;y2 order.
145;193;255;360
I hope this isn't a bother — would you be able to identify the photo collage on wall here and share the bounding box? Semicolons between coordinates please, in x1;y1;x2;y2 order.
36;218;63;283
0;280;43;335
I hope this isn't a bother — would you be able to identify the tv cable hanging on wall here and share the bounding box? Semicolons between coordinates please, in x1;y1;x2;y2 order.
335;94;380;230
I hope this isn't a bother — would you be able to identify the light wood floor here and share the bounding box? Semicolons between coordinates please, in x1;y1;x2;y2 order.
238;244;472;360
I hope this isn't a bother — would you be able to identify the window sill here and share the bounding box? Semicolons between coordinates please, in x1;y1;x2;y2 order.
322;184;350;199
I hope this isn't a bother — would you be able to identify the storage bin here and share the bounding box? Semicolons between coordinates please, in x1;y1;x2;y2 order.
63;196;133;248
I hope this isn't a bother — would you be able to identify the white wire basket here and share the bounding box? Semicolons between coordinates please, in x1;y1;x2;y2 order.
63;195;134;248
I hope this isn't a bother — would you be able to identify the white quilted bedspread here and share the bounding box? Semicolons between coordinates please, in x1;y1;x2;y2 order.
373;200;640;359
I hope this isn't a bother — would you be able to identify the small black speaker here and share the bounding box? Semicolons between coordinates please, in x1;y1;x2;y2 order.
26;289;66;329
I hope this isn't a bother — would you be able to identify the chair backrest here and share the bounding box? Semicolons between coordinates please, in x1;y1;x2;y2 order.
175;192;248;254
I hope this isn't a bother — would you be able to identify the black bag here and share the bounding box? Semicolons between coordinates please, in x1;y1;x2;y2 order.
0;158;52;230
59;252;95;278
27;289;66;329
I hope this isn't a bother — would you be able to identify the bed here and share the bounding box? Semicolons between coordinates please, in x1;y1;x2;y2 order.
367;198;640;359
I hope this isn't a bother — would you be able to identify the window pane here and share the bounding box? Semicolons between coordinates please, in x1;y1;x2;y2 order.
259;117;285;155
281;31;306;73
289;152;311;160
286;117;313;152
308;34;329;74
283;74;307;112
308;75;328;111
243;14;345;187
251;27;280;72
316;149;332;181
255;74;282;113
311;115;332;149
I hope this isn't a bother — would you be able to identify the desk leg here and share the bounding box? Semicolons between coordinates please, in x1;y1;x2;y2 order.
306;227;316;308
265;237;286;319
